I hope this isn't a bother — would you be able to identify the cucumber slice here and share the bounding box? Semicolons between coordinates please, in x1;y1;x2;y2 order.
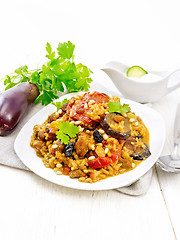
127;66;148;78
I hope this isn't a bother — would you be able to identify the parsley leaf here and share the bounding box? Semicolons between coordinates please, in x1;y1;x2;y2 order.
121;104;131;113
5;81;17;90
108;101;131;114
4;75;11;85
15;65;28;75
57;41;75;59
56;121;79;144
51;98;69;111
74;63;93;91
46;42;55;61
2;41;93;106
4;75;20;90
41;90;59;106
56;131;70;145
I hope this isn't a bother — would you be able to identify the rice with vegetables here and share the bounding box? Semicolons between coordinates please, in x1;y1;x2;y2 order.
30;91;151;183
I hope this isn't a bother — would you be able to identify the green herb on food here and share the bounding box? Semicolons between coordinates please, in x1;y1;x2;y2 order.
3;41;93;105
56;121;79;144
51;98;69;111
108;101;131;114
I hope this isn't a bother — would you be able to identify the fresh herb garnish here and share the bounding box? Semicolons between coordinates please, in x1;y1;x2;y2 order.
51;98;69;111
3;41;93;105
56;121;79;144
108;101;131;114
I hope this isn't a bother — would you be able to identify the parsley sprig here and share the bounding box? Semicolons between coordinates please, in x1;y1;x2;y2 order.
51;98;69;111
56;121;79;144
108;101;131;114
3;41;93;105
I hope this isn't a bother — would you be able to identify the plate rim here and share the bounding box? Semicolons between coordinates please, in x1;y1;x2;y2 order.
14;92;166;191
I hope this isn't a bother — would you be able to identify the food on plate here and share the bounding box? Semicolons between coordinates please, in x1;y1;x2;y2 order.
100;113;131;139
30;91;151;183
127;65;148;78
0;82;39;136
0;41;92;136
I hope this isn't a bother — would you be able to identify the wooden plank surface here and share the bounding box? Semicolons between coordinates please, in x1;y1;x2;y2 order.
156;167;180;240
0;165;175;240
154;90;180;240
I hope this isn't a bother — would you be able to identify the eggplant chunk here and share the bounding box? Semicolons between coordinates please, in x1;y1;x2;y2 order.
124;137;136;152
100;113;130;140
0;82;39;136
131;144;151;160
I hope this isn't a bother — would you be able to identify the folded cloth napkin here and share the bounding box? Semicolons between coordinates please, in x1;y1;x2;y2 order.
0;82;153;195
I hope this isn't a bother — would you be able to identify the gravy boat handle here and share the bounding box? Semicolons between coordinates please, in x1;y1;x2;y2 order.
166;69;180;93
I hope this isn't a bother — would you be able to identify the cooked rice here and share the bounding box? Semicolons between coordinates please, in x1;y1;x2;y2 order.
30;91;150;183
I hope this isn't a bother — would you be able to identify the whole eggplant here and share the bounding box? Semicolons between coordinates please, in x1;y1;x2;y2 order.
0;82;39;136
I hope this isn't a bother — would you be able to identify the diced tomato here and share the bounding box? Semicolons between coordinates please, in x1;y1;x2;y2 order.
66;91;109;124
51;148;56;155
101;140;107;147
73;111;93;124
82;91;109;104
62;166;71;175
88;140;125;169
88;157;113;169
89;172;95;180
111;151;121;162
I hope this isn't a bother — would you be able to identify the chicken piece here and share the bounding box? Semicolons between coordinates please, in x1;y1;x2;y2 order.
69;169;86;178
75;132;90;158
37;131;45;141
95;145;105;157
48;113;58;123
45;126;57;141
33;140;45;149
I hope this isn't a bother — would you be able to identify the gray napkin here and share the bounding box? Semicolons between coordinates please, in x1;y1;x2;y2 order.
0;83;153;195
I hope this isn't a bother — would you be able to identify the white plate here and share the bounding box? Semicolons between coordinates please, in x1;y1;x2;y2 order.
14;92;166;191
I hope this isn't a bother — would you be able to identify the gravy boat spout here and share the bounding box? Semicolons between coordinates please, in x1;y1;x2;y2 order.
101;61;180;103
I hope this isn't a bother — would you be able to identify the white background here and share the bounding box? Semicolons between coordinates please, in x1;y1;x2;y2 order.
0;1;180;240
1;0;180;74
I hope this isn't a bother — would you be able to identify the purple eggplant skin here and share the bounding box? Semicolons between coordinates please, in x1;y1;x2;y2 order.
131;144;151;160
100;113;131;140
0;82;39;136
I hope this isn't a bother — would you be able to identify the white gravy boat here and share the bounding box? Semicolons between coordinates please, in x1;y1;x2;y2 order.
101;61;180;103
